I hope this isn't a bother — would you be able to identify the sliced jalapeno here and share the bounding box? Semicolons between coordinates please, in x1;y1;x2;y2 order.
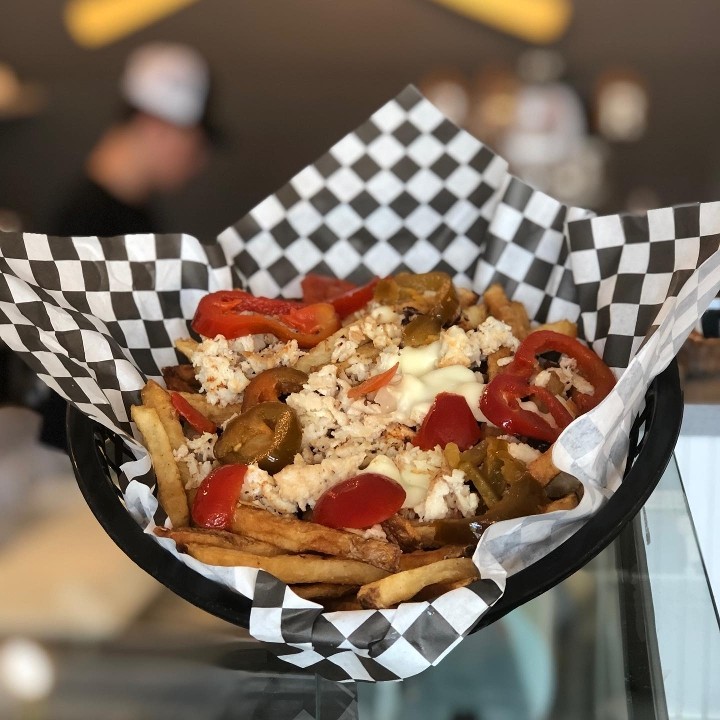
241;367;308;412
215;401;301;474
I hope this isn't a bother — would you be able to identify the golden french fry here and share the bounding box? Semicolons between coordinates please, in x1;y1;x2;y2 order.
141;379;193;490
161;364;200;393
398;545;469;572
543;494;579;513
290;583;359;601
408;521;441;549
154;526;284;556
381;514;426;552
358;558;480;609
174;338;198;360
411;576;475;602
231;504;401;572
483;284;530;339
322;597;364;612
183;544;389;585
177;392;243;425
131;405;189;526
294;327;346;374
527;446;560;486
456;287;480;308
141;380;186;448
532;319;577;337
487;346;514;380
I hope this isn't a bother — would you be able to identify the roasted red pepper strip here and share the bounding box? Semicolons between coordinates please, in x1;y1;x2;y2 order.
330;278;380;319
506;330;616;411
480;373;574;443
301;275;379;318
170;392;217;434
301;274;356;303
191;290;340;348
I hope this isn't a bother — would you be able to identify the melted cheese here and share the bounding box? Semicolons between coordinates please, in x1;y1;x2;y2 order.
364;454;432;508
377;342;487;425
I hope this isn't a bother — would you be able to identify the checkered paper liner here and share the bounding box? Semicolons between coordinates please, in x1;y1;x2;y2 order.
1;86;719;682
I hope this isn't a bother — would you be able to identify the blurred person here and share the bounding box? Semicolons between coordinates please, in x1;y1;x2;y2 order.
52;41;215;237
39;41;218;449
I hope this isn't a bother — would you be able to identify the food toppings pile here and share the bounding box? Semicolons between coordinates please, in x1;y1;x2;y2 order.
132;272;616;610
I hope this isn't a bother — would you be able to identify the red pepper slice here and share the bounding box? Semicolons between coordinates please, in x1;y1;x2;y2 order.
480;374;574;443
312;473;406;529
170;392;217;434
347;363;399;399
191;464;248;529
191;290;340;348
413;392;482;451
507;330;616;411
301;274;356;303
301;274;379;319
330;278;380;319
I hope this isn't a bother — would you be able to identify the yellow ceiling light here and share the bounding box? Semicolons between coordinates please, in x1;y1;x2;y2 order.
429;0;572;44
64;0;201;48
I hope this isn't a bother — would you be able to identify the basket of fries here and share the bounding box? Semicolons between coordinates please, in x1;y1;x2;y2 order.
0;86;717;681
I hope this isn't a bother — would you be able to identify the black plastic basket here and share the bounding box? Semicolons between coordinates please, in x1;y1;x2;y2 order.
67;359;683;635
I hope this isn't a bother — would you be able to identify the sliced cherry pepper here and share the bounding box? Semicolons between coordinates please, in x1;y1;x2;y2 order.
241;367;309;412
170;391;217;434
413;392;482;451
506;330;616;411
312;473;406;529
480;373;574;444
192;290;340;348
191;464;248;529
214;401;301;474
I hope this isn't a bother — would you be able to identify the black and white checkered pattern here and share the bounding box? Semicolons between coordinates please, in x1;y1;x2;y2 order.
2;87;720;682
217;86;509;299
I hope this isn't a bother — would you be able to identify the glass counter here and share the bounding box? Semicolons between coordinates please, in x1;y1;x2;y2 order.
0;436;716;720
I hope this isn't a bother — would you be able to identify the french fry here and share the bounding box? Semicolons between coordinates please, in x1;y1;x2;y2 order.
231;504;401;572
459;302;488;331
154;526;284;556
456;287;479;308
487;346;513;380
174;338;198;360
322;597;364;612
131;405;189;526
381;514;425;552
141;379;194;491
357;558;480;609
141;380;186;449
483;284;530;339
527;446;560;486
183;544;389;585
290;583;359;601
177;392;243;425
408;521;440;549
543;494;579;513
532;319;577;337
411;576;475;602
161;364;201;393
398;545;469;572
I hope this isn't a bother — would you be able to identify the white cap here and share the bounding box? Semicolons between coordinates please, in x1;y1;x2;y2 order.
120;42;209;127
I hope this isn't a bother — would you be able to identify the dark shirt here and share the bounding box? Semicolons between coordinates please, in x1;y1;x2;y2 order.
39;177;157;449
51;178;155;237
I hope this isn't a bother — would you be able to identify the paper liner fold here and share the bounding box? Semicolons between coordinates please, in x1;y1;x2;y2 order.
1;86;718;681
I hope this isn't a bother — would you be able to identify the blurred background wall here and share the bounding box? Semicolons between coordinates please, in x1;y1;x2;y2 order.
0;0;719;241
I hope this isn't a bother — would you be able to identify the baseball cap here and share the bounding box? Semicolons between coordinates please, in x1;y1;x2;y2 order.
120;42;213;130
